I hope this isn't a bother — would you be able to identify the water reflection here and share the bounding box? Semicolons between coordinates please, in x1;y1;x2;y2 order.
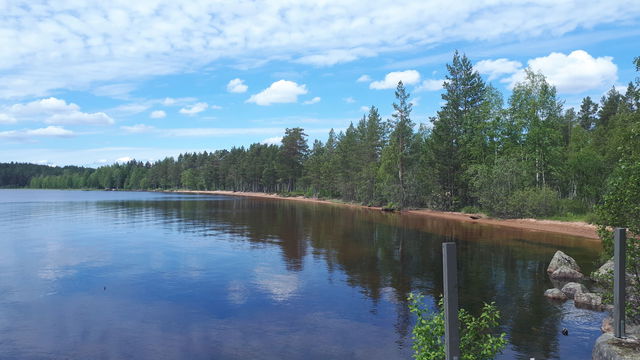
0;190;605;359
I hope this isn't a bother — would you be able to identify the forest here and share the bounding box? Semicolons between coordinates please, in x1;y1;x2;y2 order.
4;52;640;219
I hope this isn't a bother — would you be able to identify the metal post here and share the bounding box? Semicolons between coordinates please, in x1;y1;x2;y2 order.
614;227;626;338
443;242;460;360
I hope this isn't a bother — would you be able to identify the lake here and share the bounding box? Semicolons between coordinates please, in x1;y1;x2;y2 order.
0;189;605;359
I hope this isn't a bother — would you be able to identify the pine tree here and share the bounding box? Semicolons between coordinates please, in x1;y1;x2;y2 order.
430;51;486;210
577;96;598;130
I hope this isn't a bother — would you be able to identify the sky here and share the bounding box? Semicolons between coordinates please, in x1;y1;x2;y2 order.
1;0;639;167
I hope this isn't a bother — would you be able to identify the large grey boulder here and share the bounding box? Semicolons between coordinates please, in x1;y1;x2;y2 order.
593;259;614;280
551;265;584;280
574;292;602;309
547;250;581;274
561;282;588;299
592;333;640;359
544;288;568;301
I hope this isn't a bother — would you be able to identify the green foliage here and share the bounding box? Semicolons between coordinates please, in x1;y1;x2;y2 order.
595;115;640;322
408;293;507;360
507;187;560;218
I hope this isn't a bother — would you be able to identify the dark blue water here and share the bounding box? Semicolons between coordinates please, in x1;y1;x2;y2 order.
0;189;605;359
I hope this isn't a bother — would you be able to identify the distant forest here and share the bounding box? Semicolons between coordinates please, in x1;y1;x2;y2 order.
3;52;640;219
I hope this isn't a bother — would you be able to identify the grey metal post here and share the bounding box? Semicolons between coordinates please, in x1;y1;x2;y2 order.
614;227;626;338
443;242;460;360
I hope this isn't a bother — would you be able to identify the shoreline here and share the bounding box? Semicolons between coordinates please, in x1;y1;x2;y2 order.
168;190;600;240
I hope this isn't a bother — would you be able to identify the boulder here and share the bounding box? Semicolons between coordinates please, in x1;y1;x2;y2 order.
575;292;603;309
561;282;589;299
547;250;581;274
544;288;568;301
601;317;613;334
593;259;614;280
551;265;584;280
592;333;640;360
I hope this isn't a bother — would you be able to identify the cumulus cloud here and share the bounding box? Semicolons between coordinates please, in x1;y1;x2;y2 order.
3;1;637;98
179;102;208;115
121;124;156;133
475;58;523;81
227;78;248;93
150;110;166;119
247;80;308;106
357;75;371;83
115;156;134;163
303;96;321;105
415;79;444;91
261;136;283;145
508;50;618;93
344;97;356;103
370;70;421;90
1;97;114;125
360;106;370;112
0;126;74;140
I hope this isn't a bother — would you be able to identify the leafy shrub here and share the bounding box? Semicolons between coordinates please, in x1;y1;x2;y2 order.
506;186;560;218
408;293;507;360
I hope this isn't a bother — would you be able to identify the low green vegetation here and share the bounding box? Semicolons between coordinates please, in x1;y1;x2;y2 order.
408;293;507;360
2;52;639;223
594;114;640;322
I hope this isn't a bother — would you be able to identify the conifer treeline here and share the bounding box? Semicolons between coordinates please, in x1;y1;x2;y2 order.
20;52;640;217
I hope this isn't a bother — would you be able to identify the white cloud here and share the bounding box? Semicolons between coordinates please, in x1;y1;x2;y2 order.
344;97;356;103
0;114;16;124
227;78;248;93
410;97;420;107
161;97;197;106
121;124;156;133
3;1;636;98
2;97;114;125
179;102;208;115
303;96;321;105
357;75;371;83
360;106;370;112
115;156;134;163
247;80;308;106
210;105;222;110
150;110;166;119
261;136;282;145
0;126;74;140
505;50;618;93
92;83;136;98
475;58;523;81
415;79;444;91
370;70;421;90
45;112;113;126
296;48;375;66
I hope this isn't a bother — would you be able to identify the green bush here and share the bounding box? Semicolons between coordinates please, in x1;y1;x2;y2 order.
408;293;507;360
506;186;560;218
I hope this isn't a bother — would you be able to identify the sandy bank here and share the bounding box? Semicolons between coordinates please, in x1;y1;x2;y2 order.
169;190;599;240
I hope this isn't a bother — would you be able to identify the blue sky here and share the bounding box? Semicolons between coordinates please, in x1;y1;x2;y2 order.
1;1;639;167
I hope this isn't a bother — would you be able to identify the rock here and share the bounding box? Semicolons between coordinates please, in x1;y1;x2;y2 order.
593;259;615;280
601;317;613;334
544;288;568;301
547;250;581;274
561;282;589;299
575;292;603;309
551;265;584;280
593;333;640;360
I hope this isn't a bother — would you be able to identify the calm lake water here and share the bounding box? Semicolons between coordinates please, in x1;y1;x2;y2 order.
0;189;605;359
